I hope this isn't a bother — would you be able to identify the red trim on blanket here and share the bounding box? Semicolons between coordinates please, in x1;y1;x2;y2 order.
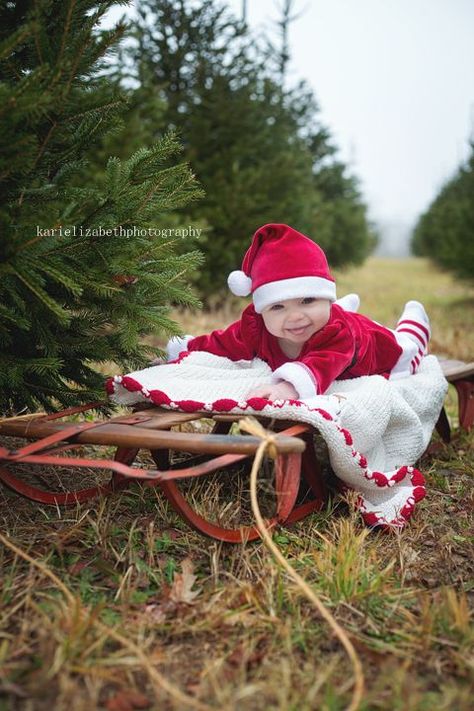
211;398;240;412
151;391;172;406
106;373;427;529
340;428;353;446
122;376;144;392
246;397;270;411
361;511;381;527
315;408;334;420
171;398;203;412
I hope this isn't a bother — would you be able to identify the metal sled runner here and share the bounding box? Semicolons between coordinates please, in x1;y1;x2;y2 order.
0;358;472;542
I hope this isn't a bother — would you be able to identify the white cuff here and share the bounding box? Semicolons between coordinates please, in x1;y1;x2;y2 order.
271;362;318;398
334;293;360;313
166;335;194;361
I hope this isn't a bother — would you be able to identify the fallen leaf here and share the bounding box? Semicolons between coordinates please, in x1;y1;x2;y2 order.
144;601;174;623
169;557;201;604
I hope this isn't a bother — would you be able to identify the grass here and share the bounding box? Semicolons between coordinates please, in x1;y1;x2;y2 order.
0;257;473;710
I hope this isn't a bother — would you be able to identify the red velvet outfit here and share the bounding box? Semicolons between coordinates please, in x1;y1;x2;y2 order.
184;303;403;398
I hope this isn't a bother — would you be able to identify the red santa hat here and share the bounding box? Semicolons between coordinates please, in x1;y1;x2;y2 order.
227;223;337;313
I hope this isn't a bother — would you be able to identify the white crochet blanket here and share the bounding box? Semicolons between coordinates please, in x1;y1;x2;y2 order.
106;353;448;528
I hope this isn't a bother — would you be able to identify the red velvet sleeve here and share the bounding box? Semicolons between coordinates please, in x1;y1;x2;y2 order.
186;306;257;361
272;319;356;397
299;324;356;394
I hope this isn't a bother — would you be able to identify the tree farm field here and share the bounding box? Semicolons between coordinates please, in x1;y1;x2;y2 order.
1;257;473;711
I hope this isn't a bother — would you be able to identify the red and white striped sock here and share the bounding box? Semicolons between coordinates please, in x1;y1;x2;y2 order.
395;300;431;374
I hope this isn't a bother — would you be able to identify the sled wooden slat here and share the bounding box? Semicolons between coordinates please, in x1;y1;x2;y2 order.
440;359;474;382
125;408;208;428
0;417;305;456
436;358;474;440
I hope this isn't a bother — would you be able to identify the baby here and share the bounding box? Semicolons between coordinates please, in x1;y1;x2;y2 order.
165;223;431;401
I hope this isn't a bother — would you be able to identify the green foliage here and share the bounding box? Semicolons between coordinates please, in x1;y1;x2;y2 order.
126;0;374;296
312;162;378;266
411;144;474;280
0;1;203;414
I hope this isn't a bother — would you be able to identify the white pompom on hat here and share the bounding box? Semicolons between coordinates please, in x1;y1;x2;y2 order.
227;270;252;296
227;223;337;312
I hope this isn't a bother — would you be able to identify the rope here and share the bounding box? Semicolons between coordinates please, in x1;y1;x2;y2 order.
239;416;365;711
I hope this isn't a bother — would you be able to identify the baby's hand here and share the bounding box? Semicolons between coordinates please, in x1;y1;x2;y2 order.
247;380;299;402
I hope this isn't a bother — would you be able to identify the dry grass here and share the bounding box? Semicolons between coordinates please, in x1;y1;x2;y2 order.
1;257;473;710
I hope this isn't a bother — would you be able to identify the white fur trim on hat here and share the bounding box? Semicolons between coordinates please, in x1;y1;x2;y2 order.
253;276;337;313
228;270;252;296
272;362;318;398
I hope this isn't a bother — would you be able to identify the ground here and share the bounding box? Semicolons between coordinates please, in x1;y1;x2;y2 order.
0;258;473;711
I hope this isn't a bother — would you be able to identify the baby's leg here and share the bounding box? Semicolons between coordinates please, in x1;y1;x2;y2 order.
391;301;431;377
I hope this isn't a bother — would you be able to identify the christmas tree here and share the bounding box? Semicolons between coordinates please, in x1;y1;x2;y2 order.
412;144;474;279
0;1;203;415
129;0;375;296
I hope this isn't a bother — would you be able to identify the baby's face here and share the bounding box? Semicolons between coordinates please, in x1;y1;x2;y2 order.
261;297;331;344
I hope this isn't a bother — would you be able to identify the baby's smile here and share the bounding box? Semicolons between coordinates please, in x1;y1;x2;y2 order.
285;323;312;338
262;297;331;345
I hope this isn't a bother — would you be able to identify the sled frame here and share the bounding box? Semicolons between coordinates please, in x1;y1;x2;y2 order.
434;359;474;442
0;402;326;543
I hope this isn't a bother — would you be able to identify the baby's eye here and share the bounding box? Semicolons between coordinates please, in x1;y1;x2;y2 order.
270;303;284;311
302;297;316;305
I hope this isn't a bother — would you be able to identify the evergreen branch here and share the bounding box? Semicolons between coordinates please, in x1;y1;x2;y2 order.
37;263;83;297
65;33;92;97
86;24;129;72
0;66;50;120
66;15;123;95
0;0;204;411
128;131;183;182
0;302;30;330
11;267;70;324
55;0;77;81
21;357;65;375
0;21;36;61
31;5;49;66
62;97;125;123
18;121;58;206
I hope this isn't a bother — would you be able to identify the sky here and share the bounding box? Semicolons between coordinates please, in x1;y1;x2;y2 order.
104;1;474;254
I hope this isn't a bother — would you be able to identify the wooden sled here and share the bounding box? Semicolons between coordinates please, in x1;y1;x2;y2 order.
0;403;326;543
0;358;472;543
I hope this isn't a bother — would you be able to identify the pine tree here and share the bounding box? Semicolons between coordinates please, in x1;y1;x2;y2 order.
127;0;374;296
412;145;474;280
0;1;203;415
